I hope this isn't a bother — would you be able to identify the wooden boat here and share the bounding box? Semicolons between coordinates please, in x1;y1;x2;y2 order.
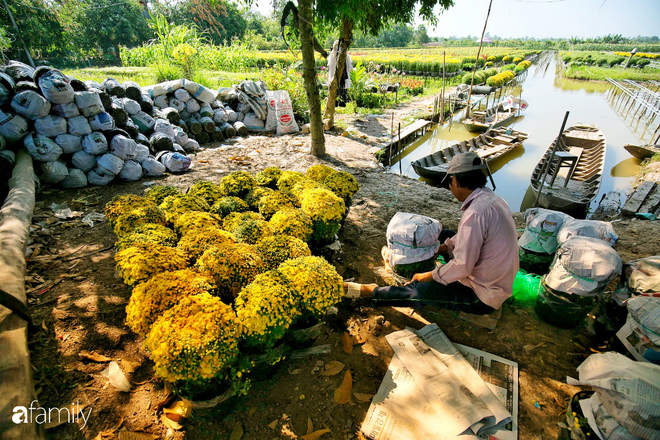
530;124;606;212
461;96;528;133
624;143;660;160
411;127;529;180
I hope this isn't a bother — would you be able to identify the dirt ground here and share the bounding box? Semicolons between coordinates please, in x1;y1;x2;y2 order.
24;96;660;440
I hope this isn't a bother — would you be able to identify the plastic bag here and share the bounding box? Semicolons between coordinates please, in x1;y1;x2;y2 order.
174;88;191;102
11;90;51;120
97;153;124;175
110;135;137;160
122;81;142;101
183;80;216;103
141;156;166;176
51;102;79;118
213;108;228;124
35;115;67;138
39;160;68;184
274;90;300;135
61;168;87;188
185;98;201;114
130;111;155;133
102;78;125;97
168;98;185;112
546;236;622;296
174;128;189;147
146;79;183;98
233;121;248;136
226;108;238;123
154;119;175;138
88;111;115;131
38;70;74;104
134;144;150;163
154;95;168;109
386;212;442;267
265;90;277;132
626;296;660;346
100;361;131;392
74;91;104;117
511;270;542;303
87;166;114;186
121;98;141;115
71;150;97;172
558;219;618;247
24;133;63;162
625;256;660;294
535;276;598;328
136;133;150;147
82;132;109;155
0;73;15;107
55;134;82;154
172;143;185;154
160;107;180;125
184;139;199;152
519;207;573;254
68;115;92;136
0;110;29;142
150;132;174;152
158;151;190;173
243;112;265;132
200;105;213;118
118;160;142;181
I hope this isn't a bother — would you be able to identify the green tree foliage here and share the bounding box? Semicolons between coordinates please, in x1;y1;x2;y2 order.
160;0;247;46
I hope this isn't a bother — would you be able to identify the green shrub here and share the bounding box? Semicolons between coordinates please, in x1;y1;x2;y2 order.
637;59;651;67
485;61;494;67
500;64;515;72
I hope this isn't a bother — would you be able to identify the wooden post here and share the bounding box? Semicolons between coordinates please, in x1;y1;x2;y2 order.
441;51;446;124
398;123;402;175
533;111;570;208
465;0;494;119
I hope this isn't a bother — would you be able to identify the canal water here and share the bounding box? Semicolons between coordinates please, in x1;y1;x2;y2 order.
390;55;646;214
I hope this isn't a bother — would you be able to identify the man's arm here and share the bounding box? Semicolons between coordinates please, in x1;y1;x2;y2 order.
432;212;485;284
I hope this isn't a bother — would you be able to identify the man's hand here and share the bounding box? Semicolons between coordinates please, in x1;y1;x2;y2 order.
404;271;435;286
433;243;448;259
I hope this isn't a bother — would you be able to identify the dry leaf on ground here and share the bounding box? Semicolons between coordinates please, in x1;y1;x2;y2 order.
301;428;331;440
268;419;278;429
341;332;353;354
307;418;314;435
334;370;352;404
319;361;345;376
229;421;244;440
120;359;143;373
160;413;182;431
79;350;111;362
353;393;374;403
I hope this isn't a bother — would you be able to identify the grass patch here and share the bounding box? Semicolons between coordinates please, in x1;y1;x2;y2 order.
563;65;660;81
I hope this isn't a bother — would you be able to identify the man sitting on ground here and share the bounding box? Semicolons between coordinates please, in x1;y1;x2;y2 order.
345;152;519;315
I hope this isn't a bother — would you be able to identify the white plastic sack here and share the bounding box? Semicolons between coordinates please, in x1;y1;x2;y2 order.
87;166;115;186
184;139;199;152
626;256;660;294
39;70;74;104
11;91;51;120
274;90;300;135
546;236;622;296
88;111;115;131
118;160;142;181
141;94;153;106
168;98;185;112
200;105;213;118
159;152;190;173
172;143;185;154
136;133;150;147
226;108;238;123
35;115;67;138
154;95;168;109
174;88;191;102
174;128;189;147
185;98;201;114
51;102;80;118
110;135;137;160
153;119;175;138
61;168;87;188
265;90;277;132
131;111;155;133
97;153;124;175
68;115;92;136
519;208;574;254
82;132;108;155
0;110;29;142
183;80;215;103
71;150;97;172
146;79;183;98
24;133;63;162
75;91;103;117
55;134;82;154
558;219;618;247
243;112;265;132
121;98;141;115
141;156;166;176
386;212;442;266
213;108;229;124
39;160;68;184
134;144;150;163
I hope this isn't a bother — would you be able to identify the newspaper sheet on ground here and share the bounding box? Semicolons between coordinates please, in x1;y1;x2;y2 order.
579;393;638;440
361;324;518;440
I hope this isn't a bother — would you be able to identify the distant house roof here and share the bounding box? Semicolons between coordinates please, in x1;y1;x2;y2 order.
477;37;493;44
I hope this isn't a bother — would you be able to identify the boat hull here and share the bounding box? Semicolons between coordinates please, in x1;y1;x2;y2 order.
624;144;660;160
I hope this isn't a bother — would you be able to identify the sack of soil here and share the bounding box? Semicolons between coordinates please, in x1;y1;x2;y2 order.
221;122;236;138
121;120;139;139
39;70;74;104
14;81;39;94
154;95;168;109
213;108;229;124
118;160;142;181
211;126;224;142
274;90;299;135
174;128;189;147
243;112;265;133
154;119;176;138
130;111;155;134
519;208;573;254
183;81;216;103
185;98;201;114
121;98;141;115
68;115;92;136
174;88;191;102
187;118;202;135
87;166;115;186
195;131;209;144
11;90;51;120
210;99;223;109
55;134;82;154
139;94;153;113
123;81;142;101
178;120;188;134
24;133;63;162
97;153;124;175
102;78;125;98
39;159;69;184
161;107;180;125
200;105;213;118
150;132;174;152
157;151;190;173
75;91;104;117
110;134;137;160
136;133;150;147
172;143;186;154
34;115;67;137
623;256;660;295
71;150;97;172
265;90;277;132
146;79;183;98
558;219;618;247
199;116;215;133
546;236;622;297
184;139;200;152
61;168;88;188
0;109;29;142
385;212;442;276
168;98;185;112
68;78;88;92
141;156;166;176
88;111;115;131
134;143;150;163
82;132;109;155
0;73;15;107
51;102;80;118
110;102;128;126
233;121;248;137
4;61;35;83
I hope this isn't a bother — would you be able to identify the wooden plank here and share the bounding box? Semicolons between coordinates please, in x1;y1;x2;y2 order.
383;120;432;149
639;183;660;214
622;181;656;216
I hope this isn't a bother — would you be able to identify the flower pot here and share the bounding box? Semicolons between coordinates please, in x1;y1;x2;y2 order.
535;277;599;329
286;320;323;348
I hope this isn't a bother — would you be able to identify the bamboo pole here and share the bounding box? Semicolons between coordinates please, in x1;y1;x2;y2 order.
533;111;570;208
2;0;35;67
465;0;494;119
398;123;402;175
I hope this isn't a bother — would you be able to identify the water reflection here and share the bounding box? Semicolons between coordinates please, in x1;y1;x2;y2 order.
610;157;643;178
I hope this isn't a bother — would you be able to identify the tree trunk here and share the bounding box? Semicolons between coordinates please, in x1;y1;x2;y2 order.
297;0;325;156
323;19;353;129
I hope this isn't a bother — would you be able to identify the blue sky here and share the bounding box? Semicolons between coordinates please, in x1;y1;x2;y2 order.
249;0;659;39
